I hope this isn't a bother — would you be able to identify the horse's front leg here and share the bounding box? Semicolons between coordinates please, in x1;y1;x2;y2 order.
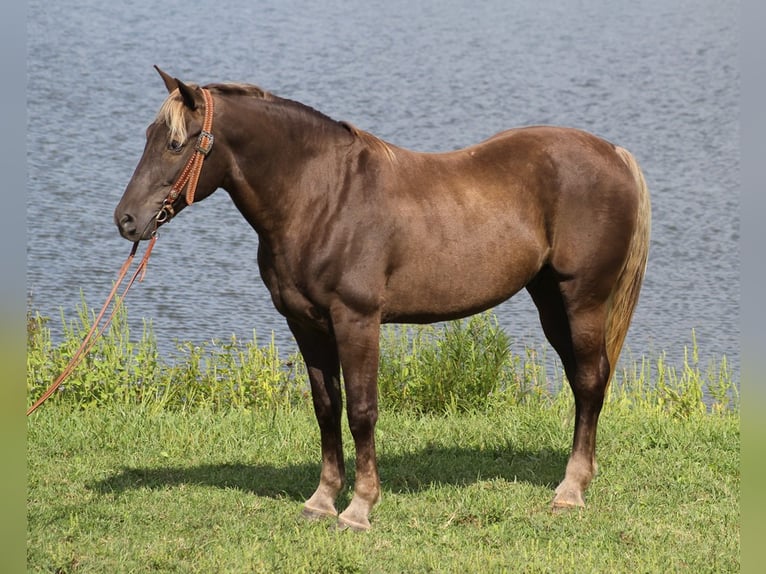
288;320;345;520
331;308;382;531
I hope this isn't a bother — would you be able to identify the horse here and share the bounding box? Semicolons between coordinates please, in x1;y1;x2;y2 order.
115;67;650;531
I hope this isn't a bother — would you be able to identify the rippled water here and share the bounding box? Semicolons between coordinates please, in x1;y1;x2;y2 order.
27;0;739;376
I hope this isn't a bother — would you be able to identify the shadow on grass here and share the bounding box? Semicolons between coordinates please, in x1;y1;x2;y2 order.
89;445;567;502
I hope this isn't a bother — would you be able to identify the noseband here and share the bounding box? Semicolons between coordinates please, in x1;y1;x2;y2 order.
155;88;215;225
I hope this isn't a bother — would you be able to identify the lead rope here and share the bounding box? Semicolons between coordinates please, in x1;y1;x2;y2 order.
26;236;158;416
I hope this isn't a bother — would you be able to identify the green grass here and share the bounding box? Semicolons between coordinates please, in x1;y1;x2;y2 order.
26;304;740;572
28;401;738;573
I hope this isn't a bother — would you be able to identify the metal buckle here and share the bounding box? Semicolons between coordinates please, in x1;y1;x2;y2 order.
156;202;175;224
195;130;214;155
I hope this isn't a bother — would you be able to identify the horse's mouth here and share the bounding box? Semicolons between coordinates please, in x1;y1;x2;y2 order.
115;211;162;242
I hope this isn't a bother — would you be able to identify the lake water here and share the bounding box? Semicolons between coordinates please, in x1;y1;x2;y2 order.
27;0;739;379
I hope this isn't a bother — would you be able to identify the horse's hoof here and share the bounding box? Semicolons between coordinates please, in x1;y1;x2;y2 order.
301;506;337;522
334;516;371;532
552;481;586;511
551;500;583;513
551;493;586;512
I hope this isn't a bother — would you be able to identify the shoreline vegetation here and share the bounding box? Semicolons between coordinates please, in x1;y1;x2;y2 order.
26;303;740;572
27;302;738;416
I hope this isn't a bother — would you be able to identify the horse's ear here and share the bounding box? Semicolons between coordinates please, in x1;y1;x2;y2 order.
154;65;199;111
176;79;199;111
154;65;177;94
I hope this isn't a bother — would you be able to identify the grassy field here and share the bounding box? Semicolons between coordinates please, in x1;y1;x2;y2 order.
27;306;740;572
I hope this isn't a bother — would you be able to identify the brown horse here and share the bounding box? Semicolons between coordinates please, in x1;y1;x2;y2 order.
115;68;650;531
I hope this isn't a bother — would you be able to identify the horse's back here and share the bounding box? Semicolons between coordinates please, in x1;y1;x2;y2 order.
377;126;640;322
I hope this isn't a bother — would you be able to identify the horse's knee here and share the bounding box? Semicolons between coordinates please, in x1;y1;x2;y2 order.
310;396;340;431
346;402;378;438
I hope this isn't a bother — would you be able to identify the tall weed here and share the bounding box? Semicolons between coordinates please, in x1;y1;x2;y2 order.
26;300;306;412
611;331;739;418
378;313;516;413
377;313;568;413
27;303;737;416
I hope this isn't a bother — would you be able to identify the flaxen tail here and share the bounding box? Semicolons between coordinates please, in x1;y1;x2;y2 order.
605;146;651;385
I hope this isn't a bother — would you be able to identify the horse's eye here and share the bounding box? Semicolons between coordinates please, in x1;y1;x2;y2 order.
167;140;184;153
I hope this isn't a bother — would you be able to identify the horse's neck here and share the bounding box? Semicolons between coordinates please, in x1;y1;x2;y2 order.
223;109;353;238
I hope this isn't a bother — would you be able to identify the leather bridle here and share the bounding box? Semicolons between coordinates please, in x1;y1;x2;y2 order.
155;87;215;225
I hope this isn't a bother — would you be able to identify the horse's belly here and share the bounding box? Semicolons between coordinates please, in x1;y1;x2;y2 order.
381;240;543;323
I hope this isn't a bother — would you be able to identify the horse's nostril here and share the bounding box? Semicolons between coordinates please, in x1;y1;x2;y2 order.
118;213;136;235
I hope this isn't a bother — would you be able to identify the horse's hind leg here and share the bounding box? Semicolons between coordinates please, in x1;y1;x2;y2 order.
553;302;610;509
527;268;611;509
288;320;345;520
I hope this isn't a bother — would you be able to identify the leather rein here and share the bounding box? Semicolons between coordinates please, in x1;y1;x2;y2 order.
27;88;215;416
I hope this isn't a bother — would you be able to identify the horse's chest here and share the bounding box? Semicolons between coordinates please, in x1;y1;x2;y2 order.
259;263;330;331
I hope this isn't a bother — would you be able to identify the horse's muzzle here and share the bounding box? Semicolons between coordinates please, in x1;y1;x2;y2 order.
115;211;157;242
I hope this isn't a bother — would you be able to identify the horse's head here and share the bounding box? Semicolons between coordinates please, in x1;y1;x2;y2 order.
114;67;220;241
